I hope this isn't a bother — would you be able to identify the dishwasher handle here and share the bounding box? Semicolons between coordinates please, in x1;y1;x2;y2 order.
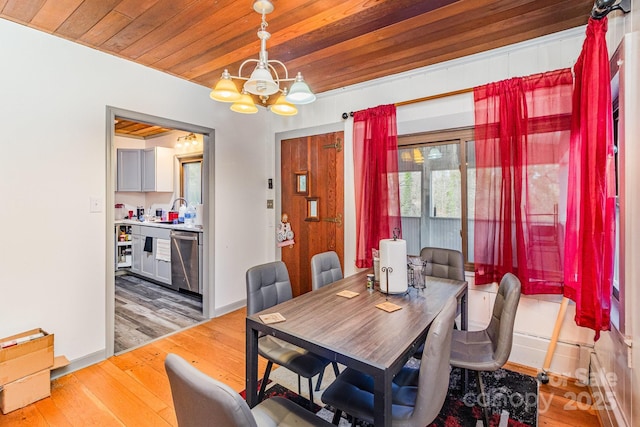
170;231;198;241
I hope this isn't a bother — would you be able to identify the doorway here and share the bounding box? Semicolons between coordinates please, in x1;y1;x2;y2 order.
106;107;215;356
280;131;344;296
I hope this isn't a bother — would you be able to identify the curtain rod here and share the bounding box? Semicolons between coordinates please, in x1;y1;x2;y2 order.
341;86;473;119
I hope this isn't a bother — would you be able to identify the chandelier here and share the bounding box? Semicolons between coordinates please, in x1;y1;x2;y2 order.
209;0;316;116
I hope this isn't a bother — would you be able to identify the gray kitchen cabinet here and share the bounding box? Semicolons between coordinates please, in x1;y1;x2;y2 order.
142;147;174;192
135;225;172;287
117;149;142;191
130;226;142;274
117;147;174;192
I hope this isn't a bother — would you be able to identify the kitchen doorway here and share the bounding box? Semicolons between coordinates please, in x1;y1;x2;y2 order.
105;107;215;357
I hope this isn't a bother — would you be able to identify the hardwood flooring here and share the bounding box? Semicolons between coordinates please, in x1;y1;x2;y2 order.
0;308;601;427
115;274;205;353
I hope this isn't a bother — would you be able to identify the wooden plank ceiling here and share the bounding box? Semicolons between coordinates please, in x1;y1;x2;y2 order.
4;0;596;136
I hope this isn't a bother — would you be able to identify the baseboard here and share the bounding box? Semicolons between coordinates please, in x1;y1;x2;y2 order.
51;349;106;379
507;332;590;378
214;299;246;317
590;353;630;427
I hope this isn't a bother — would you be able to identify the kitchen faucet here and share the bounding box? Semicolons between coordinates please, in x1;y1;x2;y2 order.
170;197;188;210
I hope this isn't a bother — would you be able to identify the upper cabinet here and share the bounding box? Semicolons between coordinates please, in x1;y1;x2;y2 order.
117;149;142;192
142;147;174;192
117;147;174;192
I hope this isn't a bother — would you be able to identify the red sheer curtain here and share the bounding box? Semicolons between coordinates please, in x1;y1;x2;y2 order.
353;104;402;268
564;17;615;340
474;69;573;294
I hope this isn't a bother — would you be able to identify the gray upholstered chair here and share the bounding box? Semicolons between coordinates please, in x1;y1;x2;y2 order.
165;353;334;427
246;261;332;409
321;297;457;426
413;247;465;359
419;247;465;281
310;251;343;291
449;272;522;427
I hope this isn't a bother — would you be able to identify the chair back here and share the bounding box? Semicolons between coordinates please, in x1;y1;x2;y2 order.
486;272;522;367
419;247;465;281
165;353;258;427
246;261;293;315
310;251;343;290
401;297;457;427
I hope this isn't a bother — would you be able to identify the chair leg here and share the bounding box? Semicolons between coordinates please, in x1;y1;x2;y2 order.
476;370;491;427
315;368;325;392
332;361;340;377
331;409;342;425
298;374;302;395
258;361;273;402
308;377;314;410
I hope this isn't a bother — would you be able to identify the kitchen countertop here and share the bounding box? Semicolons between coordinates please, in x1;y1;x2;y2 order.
115;219;203;232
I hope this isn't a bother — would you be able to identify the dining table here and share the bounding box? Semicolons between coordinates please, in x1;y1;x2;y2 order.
245;268;468;427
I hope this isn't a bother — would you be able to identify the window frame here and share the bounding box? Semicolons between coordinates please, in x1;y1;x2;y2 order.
398;128;474;271
179;154;203;205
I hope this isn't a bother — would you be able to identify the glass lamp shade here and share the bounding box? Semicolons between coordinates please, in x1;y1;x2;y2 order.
244;65;279;96
230;93;258;114
270;93;298;116
285;73;316;105
210;73;241;102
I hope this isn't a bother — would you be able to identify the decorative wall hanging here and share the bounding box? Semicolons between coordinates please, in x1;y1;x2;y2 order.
277;213;295;248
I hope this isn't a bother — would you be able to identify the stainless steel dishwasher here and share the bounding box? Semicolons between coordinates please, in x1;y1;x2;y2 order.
170;230;200;294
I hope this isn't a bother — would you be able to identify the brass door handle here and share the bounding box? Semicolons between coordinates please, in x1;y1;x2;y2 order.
323;213;342;227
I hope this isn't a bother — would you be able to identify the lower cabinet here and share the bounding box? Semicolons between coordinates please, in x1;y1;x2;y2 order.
130;225;172;287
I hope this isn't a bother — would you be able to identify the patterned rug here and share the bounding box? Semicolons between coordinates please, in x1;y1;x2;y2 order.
244;366;538;427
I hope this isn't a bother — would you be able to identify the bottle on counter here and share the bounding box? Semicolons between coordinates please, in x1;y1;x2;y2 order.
185;205;195;228
178;204;186;223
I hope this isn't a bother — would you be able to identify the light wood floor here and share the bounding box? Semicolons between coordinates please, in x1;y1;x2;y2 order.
0;308;601;426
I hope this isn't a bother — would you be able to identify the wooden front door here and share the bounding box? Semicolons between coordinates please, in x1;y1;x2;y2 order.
281;131;344;297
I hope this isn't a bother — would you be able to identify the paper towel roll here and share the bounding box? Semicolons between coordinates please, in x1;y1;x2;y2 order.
379;239;408;294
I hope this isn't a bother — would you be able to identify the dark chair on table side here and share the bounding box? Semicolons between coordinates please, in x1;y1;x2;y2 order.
419;247;465;281
165;353;334;427
412;247;465;359
321;297;457;427
449;272;522;427
309;251;343;389
246;261;332;410
310;251;343;291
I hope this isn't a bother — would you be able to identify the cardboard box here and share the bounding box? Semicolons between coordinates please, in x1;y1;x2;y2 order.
0;369;51;414
0;329;54;386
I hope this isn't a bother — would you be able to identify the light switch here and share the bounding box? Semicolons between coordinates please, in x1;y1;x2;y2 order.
267;199;274;209
90;197;103;213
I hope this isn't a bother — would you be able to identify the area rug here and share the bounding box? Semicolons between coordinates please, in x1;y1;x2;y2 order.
247;365;538;427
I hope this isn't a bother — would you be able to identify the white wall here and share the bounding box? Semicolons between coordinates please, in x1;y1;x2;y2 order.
0;19;272;363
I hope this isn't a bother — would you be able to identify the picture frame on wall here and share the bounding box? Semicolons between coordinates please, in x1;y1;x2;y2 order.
294;171;308;195
305;197;319;221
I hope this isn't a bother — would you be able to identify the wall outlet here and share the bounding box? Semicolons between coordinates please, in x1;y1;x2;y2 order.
267;199;274;209
90;197;103;213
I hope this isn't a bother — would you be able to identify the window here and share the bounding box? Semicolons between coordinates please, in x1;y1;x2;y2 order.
399;171;422;217
180;156;202;205
398;129;474;265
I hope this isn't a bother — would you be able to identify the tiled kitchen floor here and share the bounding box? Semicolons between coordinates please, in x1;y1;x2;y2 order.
114;274;205;353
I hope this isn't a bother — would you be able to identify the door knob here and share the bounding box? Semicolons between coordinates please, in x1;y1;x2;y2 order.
322;213;342;227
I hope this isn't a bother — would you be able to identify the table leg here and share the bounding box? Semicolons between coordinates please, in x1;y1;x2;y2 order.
460;288;468;331
246;321;259;408
373;370;392;427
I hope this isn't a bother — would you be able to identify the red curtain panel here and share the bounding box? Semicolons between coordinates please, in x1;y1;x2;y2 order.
564;17;616;341
473;69;573;294
353;104;402;268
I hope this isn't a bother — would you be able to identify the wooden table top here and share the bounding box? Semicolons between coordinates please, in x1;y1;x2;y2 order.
247;269;467;372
